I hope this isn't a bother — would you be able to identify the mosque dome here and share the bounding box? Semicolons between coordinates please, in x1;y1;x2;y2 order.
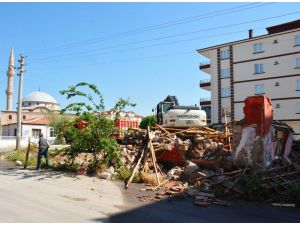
22;91;60;111
23;91;58;104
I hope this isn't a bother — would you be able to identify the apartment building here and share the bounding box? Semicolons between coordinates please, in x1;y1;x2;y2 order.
197;19;300;138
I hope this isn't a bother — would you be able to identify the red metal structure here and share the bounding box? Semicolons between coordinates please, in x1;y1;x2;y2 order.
243;96;273;136
113;118;139;139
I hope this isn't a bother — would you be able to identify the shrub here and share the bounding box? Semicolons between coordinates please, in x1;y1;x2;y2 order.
58;82;136;169
112;166;142;183
139;115;157;129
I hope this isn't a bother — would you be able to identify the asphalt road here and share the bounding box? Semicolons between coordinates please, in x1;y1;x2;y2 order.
0;159;125;222
1;159;300;223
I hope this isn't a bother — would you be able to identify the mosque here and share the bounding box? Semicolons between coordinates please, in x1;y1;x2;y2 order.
0;49;142;145
0;49;62;143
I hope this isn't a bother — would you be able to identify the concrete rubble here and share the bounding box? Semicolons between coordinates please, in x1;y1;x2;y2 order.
119;123;300;207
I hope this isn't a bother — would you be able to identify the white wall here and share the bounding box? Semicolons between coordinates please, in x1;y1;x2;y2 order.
2;124;56;143
234;54;300;82
234;77;300;101
210;51;219;124
198;28;300;134
233;30;300;62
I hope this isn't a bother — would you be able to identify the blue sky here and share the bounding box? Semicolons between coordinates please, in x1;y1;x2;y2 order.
0;2;299;116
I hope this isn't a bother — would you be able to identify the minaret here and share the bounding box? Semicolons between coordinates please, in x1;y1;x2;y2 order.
6;48;14;111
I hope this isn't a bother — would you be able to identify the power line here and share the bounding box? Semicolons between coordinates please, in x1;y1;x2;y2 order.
28;11;299;63
30;50;196;72
26;2;273;56
29;27;266;65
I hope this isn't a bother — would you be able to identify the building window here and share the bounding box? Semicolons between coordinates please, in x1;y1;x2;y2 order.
50;128;55;137
8;115;12;120
255;84;265;94
23;115;26;120
32;129;41;138
297;103;300;113
254;64;264;74
253;43;263;53
296;58;300;68
297;80;300;91
220;69;230;78
14;129;17;136
220;50;230;60
221;87;231;97
295;35;300;46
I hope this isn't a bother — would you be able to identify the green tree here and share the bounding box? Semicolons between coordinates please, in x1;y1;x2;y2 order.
58;82;136;169
49;113;75;144
139;115;157;129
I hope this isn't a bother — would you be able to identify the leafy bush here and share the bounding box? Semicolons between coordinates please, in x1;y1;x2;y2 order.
139;115;157;129
58;82;136;169
112;166;142;183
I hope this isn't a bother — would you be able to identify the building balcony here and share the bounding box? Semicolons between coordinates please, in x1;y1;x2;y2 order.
199;61;211;74
199;79;211;91
199;97;211;106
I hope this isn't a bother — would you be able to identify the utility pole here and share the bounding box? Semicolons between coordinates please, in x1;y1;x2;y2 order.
16;54;25;150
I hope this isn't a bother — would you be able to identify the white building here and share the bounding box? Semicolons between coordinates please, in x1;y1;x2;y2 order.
197;19;300;139
1;91;60;143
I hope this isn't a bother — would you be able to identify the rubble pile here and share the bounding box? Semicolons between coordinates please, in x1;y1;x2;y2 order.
120;124;300;207
120;125;232;168
291;140;300;164
119;125;238;206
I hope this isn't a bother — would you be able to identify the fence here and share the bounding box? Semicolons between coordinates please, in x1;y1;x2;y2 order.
0;136;57;152
0;136;28;152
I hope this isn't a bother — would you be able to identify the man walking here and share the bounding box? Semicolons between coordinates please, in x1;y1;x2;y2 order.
36;133;50;170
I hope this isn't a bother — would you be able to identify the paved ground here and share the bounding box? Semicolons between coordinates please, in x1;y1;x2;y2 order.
110;182;300;223
0;159;125;222
1;158;300;223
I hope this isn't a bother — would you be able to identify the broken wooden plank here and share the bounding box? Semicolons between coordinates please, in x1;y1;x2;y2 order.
272;203;296;208
221;180;245;196
225;168;247;194
212;199;231;206
196;192;215;198
191;159;234;169
24;138;31;169
155;124;170;134
148;126;160;186
197;169;243;181
125;144;146;188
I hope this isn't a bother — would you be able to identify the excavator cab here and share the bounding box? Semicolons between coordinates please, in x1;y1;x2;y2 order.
156;96;179;125
156;101;173;125
155;95;206;127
